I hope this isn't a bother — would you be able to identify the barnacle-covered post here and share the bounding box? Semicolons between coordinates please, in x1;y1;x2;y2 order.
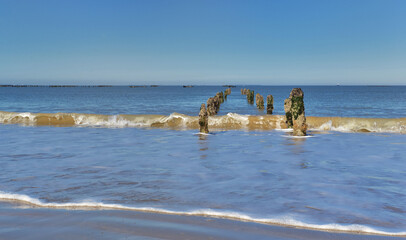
217;92;224;103
266;95;274;114
284;88;307;136
199;103;209;133
206;97;215;116
247;90;254;104
256;93;264;109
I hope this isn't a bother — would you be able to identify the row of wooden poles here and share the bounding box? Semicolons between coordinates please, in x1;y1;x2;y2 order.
205;88;232;116
199;87;307;136
241;88;273;114
199;88;231;133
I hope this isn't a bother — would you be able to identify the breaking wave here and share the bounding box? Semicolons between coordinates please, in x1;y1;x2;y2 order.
0;111;405;133
0;191;404;236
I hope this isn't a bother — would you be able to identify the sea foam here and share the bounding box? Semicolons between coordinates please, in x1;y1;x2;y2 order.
0;191;405;236
0;111;405;134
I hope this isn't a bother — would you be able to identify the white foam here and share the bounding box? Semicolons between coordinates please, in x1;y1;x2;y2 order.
315;120;333;131
207;113;248;128
275;129;293;132
274;115;285;130
17;112;36;121
0;191;404;236
73;115;148;128
309;119;406;134
159;113;193;127
309;120;358;133
226;113;250;125
0;112;36;125
165;112;189;121
282;135;314;138
0;111;405;134
193;132;211;136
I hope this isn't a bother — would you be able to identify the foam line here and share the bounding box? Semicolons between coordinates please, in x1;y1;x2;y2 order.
193;132;212;135
0;191;405;236
282;135;314;138
0;111;405;134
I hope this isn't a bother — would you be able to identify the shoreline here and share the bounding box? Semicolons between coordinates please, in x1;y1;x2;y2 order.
0;198;404;238
0;202;403;240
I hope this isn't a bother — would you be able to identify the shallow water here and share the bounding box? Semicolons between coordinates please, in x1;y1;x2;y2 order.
0;86;405;235
0;125;405;234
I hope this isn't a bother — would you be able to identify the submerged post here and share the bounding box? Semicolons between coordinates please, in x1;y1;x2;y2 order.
266;95;274;114
199;103;209;133
284;88;307;136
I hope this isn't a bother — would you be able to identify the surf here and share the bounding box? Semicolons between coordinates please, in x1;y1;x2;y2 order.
0;111;405;134
0;191;404;236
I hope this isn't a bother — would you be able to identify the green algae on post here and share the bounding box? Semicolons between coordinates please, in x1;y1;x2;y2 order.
266;95;274;114
284;88;307;136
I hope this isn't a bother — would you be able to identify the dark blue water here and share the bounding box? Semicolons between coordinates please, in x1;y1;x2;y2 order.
0;86;405;117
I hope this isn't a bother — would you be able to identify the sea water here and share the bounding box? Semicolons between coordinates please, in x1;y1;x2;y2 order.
1;86;405;117
0;86;405;235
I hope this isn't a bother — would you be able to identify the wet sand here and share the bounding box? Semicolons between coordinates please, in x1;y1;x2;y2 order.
0;202;403;240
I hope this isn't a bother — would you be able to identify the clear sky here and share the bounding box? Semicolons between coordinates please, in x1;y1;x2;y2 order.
0;0;405;85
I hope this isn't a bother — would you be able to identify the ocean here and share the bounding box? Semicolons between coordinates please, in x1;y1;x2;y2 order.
0;85;405;237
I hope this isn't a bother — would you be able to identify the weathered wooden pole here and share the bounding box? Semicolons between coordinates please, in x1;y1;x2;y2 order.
266;95;274;114
224;88;231;99
216;92;224;103
206;97;215;116
199;103;209;133
284;88;307;136
247;90;254;104
255;93;264;109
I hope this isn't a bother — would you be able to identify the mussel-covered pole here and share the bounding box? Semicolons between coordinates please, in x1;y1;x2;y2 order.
284;88;307;136
247;90;254;104
207;93;222;116
216;92;224;103
256;93;264;109
206;97;216;116
214;95;220;112
266;95;274;114
199;103;209;133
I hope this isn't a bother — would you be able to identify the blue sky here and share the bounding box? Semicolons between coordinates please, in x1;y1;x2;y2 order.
0;0;405;85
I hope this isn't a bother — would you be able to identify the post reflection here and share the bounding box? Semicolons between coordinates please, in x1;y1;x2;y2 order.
284;135;307;155
198;133;208;159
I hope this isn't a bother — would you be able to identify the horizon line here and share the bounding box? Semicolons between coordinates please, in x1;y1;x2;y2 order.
1;84;405;87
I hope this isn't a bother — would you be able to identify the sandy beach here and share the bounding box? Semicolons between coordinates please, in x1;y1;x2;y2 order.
0;202;403;240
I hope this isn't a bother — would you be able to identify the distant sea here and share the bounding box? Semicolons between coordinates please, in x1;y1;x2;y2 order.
0;85;405;236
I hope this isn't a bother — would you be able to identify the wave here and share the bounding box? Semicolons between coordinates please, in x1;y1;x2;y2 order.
0;111;405;133
0;191;404;236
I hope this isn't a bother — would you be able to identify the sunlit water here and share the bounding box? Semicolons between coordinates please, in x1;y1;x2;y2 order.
0;86;405;235
1;86;405;117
